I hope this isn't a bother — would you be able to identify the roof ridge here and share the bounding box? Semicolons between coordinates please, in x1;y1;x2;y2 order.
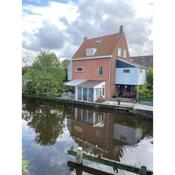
85;32;121;40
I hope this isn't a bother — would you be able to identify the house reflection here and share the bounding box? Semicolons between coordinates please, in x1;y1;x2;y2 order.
67;108;145;161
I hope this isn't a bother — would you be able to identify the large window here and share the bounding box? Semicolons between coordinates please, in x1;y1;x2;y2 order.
96;88;103;98
88;88;94;102
98;66;103;75
77;87;82;100
75;67;84;72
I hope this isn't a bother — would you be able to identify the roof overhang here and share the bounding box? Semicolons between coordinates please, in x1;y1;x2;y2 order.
72;55;112;61
64;79;86;86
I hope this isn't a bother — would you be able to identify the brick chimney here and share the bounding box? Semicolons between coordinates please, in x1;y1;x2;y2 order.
84;37;88;41
119;25;123;33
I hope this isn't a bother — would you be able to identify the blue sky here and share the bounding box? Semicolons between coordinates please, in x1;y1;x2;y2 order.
22;0;153;65
22;0;79;6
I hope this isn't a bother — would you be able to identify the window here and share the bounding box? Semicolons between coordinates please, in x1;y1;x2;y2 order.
140;69;143;73
123;69;130;73
118;48;127;58
95;39;101;44
98;66;103;75
96;88;103;98
78;87;82;100
118;48;122;57
86;48;97;56
123;49;127;58
102;87;104;96
75;67;84;72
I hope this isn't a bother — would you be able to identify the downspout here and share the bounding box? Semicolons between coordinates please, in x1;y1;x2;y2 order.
108;57;112;99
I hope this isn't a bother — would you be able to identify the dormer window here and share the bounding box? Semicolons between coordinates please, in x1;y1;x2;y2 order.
118;48;122;57
95;39;101;44
86;48;97;56
118;48;127;58
123;49;127;58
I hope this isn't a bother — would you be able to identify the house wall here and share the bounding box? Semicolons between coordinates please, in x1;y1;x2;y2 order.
110;33;131;97
72;58;111;99
115;67;146;85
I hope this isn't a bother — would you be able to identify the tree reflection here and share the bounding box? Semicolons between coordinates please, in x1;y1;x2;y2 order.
22;100;66;145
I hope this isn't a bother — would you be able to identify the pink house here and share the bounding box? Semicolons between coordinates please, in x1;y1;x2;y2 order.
65;25;146;102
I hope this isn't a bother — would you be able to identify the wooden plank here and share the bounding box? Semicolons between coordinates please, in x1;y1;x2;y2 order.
67;161;114;175
68;150;153;175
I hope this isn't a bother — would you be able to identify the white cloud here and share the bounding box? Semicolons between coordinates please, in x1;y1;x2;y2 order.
22;0;153;65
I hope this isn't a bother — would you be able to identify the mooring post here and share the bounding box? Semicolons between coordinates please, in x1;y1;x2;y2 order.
76;147;83;165
140;166;147;175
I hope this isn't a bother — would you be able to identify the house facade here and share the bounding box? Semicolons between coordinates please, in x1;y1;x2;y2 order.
65;25;146;102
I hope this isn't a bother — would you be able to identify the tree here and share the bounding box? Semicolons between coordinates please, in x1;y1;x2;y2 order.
136;68;153;99
23;51;66;96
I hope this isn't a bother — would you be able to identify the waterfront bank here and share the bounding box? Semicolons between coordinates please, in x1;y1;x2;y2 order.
23;94;153;119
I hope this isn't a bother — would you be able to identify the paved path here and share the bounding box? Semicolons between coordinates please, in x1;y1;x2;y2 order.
103;101;153;112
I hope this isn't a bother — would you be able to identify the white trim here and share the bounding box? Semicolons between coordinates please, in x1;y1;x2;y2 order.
72;55;112;61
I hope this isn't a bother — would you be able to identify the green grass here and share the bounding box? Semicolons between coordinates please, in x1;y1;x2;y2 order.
22;149;31;175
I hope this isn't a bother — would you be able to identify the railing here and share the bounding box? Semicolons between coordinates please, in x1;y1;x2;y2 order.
68;148;153;175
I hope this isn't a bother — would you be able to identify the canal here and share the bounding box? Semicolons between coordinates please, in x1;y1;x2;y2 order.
22;99;153;175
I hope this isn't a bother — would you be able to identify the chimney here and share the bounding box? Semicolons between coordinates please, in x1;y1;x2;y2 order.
84;36;88;41
119;25;123;33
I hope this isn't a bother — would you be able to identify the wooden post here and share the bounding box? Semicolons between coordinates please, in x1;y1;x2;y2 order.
140;166;147;175
76;147;83;165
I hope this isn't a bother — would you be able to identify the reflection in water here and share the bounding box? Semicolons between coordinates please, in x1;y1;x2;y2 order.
22;99;153;175
23;101;68;145
67;108;152;162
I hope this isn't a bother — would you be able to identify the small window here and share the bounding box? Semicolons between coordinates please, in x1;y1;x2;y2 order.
140;69;143;73
98;66;103;75
123;49;127;58
75;67;84;72
95;39;101;44
118;48;122;57
123;69;130;73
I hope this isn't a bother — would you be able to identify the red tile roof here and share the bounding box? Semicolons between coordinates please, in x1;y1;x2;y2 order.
73;32;124;59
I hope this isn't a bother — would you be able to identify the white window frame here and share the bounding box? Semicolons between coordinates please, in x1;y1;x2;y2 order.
75;67;84;72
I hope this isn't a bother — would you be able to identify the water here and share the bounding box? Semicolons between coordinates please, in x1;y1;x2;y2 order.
22;99;153;175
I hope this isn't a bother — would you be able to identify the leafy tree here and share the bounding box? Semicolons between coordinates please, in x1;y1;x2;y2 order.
23;51;66;96
136;68;153;99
